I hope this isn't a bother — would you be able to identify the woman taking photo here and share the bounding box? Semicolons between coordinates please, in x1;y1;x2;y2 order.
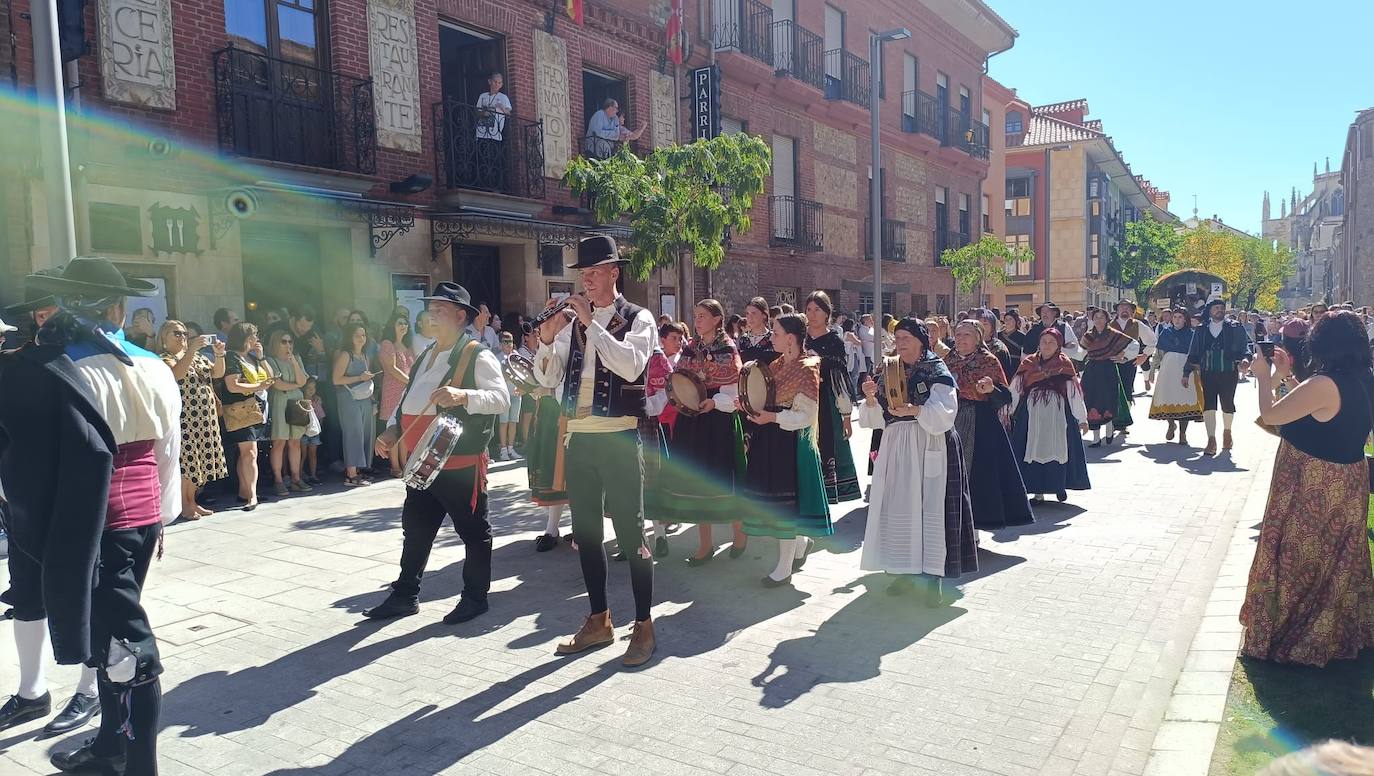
1080;308;1139;447
803;291;860;504
1148;308;1203;445
377;310;415;477
1242;311;1374;666
159;320;228;520
659;299;748;564
217;322;274;510
945;320;1033;530
858;317;976;606
1008;329;1090;503
266;329;312;496
333;322;378;487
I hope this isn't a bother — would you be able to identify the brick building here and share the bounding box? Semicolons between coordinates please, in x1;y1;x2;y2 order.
0;0;1015;327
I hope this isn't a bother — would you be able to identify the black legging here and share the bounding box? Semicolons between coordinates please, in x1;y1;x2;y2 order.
566;430;653;622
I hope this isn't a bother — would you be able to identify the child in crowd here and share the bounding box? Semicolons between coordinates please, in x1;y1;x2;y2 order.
302;377;324;484
496;332;523;461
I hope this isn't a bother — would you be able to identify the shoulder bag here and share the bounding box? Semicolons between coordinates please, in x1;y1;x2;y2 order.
347;355;374;401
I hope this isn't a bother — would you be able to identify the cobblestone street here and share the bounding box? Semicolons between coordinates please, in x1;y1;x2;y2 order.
0;384;1273;776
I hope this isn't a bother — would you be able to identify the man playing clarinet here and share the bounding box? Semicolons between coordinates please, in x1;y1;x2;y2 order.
532;235;659;667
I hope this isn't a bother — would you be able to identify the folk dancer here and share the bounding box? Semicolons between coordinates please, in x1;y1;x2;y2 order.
1008;329;1091;503
802;291;861;504
1111;300;1157;437
977;309;1016;382
0;258;182;776
643;340;675;558
1025;301;1086;362
532;235;659;668
659;299;747;564
945;321;1034;530
1184;297;1252;456
365;282;509;624
737;314;832;587
858;317;976;606
738;296;776;365
1080;308;1139;446
525;343;569;552
1148;308;1204;446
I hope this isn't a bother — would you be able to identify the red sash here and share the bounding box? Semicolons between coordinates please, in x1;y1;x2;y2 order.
400;413;487;510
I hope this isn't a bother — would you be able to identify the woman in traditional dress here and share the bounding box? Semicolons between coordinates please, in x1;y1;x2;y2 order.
945;320;1033;530
1242;311;1374;666
526;349;570;552
738;314;832;587
660;299;748;564
1080;308;1139;447
738;296;776;364
978;309;1016;381
1148;308;1203;446
858;317;976;606
802;291;860;504
998;310;1028;363
1008;329;1090;503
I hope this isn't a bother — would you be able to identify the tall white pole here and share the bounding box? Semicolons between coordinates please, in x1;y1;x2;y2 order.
869;34;882;346
31;0;77;270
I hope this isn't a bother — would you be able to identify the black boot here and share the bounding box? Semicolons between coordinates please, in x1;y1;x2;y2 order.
42;692;100;736
362;594;419;620
0;691;51;731
443;595;489;624
50;738;126;774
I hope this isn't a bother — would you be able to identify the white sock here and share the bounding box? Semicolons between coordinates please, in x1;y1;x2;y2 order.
770;539;797;581
76;665;98;698
793;536;811;559
1223;412;1234;431
14;619;48;700
544;505;563;536
1092;428;1101;443
653;522;666;540
1204;410;1217;438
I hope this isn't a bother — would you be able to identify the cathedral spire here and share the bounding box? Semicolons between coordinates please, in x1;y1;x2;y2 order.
1263;190;1271;222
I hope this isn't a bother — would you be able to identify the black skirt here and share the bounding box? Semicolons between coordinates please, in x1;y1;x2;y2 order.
659;410;743;523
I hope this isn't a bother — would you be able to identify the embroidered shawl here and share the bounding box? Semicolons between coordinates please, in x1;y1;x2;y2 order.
1082;325;1132;362
944;345;1007;402
1014;351;1078;406
773;355;821;407
678;333;742;389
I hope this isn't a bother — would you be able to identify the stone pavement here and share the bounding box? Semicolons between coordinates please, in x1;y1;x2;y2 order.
0;382;1274;776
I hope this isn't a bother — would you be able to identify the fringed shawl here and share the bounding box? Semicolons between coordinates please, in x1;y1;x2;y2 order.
1082;325;1132;362
944;346;1007;402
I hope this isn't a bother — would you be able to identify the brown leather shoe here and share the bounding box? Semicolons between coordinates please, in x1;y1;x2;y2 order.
621;618;656;668
556;611;614;655
1222;429;1233;450
1165;421;1175;441
1203;437;1217;456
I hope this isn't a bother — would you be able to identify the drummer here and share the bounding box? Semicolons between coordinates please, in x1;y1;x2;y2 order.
659;299;748;565
364;282;510;625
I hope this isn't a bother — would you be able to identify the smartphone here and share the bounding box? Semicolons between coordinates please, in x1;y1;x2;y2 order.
1258;341;1276;359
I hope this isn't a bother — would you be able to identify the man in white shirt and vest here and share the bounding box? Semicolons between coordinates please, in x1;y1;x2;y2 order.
1113;299;1157;435
533;235;659;667
365;283;509;624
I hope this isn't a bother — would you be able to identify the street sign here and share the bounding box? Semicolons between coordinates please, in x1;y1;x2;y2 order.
691;65;720;141
1211;282;1223;297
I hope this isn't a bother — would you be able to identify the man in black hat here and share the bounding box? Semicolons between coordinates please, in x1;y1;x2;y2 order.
0;257;183;775
365;281;509;624
1112;299;1157;435
1026;302;1085;362
531;234;659;668
1184;296;1252;456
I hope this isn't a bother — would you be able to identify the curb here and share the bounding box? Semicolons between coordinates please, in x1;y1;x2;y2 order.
1144;440;1275;776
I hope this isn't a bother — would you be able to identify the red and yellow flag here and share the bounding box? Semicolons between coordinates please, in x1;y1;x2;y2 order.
566;0;584;25
666;0;684;64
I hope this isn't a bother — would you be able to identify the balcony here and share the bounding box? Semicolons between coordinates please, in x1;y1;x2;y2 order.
823;49;870;108
901;90;943;139
770;195;823;252
865;218;907;262
935;228;970;265
433;100;545;199
713;0;774;66
770;20;825;90
956;118;990;159
213;45;376;174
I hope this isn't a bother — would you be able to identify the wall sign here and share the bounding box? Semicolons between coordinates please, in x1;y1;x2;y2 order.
691;65;720;141
368;0;422;152
98;0;177;109
148;203;201;256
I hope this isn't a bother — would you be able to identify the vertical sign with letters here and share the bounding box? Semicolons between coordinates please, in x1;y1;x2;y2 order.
369;0;422;153
691;66;720;141
98;0;177;109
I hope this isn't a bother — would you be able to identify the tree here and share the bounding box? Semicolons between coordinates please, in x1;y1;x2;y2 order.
1232;237;1296;310
1175;227;1245;294
941;234;1034;297
1116;212;1182;299
562;133;771;280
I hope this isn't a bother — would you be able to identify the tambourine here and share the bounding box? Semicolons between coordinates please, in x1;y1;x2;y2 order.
738;360;776;417
666;371;708;416
402;414;464;491
502;352;539;391
882;355;906;408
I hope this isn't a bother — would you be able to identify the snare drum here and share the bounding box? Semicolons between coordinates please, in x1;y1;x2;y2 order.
738;360;776;416
882;355;906;409
666;371;708;416
402;414;465;491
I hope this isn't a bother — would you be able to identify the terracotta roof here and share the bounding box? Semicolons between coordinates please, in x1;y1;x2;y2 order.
1015;113;1102;146
1084;119;1103;132
1032;99;1089;115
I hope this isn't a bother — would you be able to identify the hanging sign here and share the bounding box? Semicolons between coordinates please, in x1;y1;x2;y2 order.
691;65;720;141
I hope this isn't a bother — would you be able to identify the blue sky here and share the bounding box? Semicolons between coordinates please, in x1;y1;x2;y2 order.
988;0;1370;234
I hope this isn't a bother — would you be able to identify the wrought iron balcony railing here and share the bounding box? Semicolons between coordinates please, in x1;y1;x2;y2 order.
770;195;823;252
770;20;825;90
433;100;545;199
901;90;944;141
957;118;990;159
713;0;774;65
823;49;870;108
935;228;970;265
865;218;908;262
214;45;376;174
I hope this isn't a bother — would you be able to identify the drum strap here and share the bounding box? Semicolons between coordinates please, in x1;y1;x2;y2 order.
392;339;484;453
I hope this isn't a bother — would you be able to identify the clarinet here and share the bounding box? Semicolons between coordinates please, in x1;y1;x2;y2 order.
522;300;572;335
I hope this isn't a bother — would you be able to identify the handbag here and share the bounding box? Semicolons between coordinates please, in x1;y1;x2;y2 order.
285;398;313;427
348;379;374;401
223;398;265;433
304;408;321;438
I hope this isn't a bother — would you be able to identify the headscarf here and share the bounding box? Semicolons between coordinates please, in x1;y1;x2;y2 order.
883;318;954;408
1014;328;1077;405
945;320;1008;401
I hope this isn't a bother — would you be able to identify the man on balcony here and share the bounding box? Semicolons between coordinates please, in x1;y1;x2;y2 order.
584;98;645;160
475;72;512;191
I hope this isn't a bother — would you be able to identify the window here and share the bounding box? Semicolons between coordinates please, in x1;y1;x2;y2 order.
583;68;630;159
721;116;745;135
1090;234;1100;275
958;194;970;236
539;243;564;277
982;108;991;127
1006;234;1032;277
958;86;970;117
1006;111;1023;134
226;0;326;66
1005;177;1032;218
824;4;843;80
912;293;929;317
858;292;894;315
1091;200;1101;217
982;194;991;233
936;294;950;315
902;54;917;109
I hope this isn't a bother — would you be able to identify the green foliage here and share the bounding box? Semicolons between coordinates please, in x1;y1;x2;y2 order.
941;234;1032;294
1117;212;1183;298
1233;237;1297;311
562;133;771;280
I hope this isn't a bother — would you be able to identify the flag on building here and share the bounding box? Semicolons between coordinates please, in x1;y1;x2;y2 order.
666;0;685;65
567;0;584;25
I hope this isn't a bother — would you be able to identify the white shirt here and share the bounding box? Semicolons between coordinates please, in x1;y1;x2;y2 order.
411;333;435;358
857;325;875;361
475;91;512;141
388;342;509;427
1118;316;1157;357
1209;320;1223;337
533;296;658;433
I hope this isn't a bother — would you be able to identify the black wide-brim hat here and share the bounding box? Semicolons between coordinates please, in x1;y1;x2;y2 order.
27;256;157;298
567;234;627;269
1205;296;1227;312
419;281;480;318
1116;299;1138;312
1035;301;1060;316
3;270;59;316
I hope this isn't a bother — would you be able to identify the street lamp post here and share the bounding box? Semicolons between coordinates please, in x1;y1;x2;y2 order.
870;28;909;349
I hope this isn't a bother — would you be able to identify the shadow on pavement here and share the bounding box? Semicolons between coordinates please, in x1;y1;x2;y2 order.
1137;443;1250;474
288;482;556;541
991;502;1087;539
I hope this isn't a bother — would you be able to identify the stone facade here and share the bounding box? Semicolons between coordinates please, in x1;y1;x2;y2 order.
97;0;177;109
1266;165;1345;307
812;122;856;166
1341;109;1374;305
368;0;422;152
650;71;677;149
814;161;859;212
533;28;571;180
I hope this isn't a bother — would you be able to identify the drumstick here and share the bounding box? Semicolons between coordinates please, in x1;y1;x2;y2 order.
389;400;438;452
